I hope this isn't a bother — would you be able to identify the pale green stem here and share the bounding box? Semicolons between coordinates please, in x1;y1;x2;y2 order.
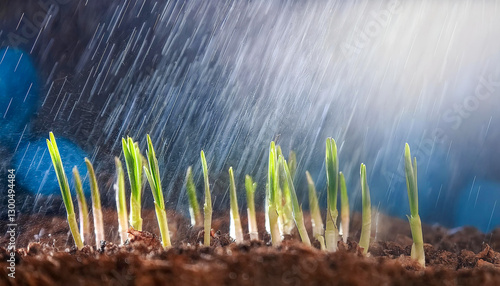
306;171;323;239
359;163;371;254
339;172;350;243
122;137;143;231
268;142;281;246
72;167;90;245
186;166;203;227
201;150;212;246
144;135;171;248
405;143;425;267
85;158;104;248
245;175;258;240
229;167;243;243
155;204;171;248
325;138;339;251
279;155;310;246
114;157;128;245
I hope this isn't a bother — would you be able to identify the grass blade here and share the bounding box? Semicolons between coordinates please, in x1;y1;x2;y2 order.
339;172;350;243
185;166;202;227
144;135;171;248
72;167;90;245
229;167;243;243
245;175;258;240
306;171;323;239
404;143;425;267
114;157;129;245
85;158;104;248
46;132;83;250
279;155;311;246
122;137;143;231
201;150;212;246
359;163;371;254
325;138;339;251
268;141;281;246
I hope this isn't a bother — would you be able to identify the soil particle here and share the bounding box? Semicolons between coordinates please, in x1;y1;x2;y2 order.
2;210;500;285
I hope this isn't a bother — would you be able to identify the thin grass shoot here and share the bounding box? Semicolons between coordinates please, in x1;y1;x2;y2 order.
114;157;129;245
144;135;171;248
85;158;104;247
46;132;83;250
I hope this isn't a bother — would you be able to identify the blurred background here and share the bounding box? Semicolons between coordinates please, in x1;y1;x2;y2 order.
1;0;499;233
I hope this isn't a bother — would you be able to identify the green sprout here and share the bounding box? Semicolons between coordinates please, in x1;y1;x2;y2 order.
245;175;258;240
201;150;213;246
122;137;143;231
306;171;323;240
228;167;243;243
72;167;89;245
268;141;282;246
339;172;350;243
359;163;372;254
46;132;83;250
144;135;171;248
404;143;425;267
276;146;293;235
114;157;129;245
325;138;339;251
185;166;203;227
85;158;104;247
279;155;311;246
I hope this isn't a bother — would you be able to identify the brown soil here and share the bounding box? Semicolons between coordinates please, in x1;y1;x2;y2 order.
1;209;500;285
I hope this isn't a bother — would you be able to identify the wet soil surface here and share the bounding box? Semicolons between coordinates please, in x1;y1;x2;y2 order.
1;210;500;285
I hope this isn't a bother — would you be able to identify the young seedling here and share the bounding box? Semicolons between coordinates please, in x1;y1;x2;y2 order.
325;138;339;251
306;171;324;239
404;143;425;267
359;163;371;254
268;141;282;246
339;172;350;243
46;132;83;250
200;150;213;246
72;167;90;245
85;158;105;248
122;137;143;231
114;157;129;245
279;155;311;246
276;146;293;235
245;175;258;240
185;166;203;227
228;167;244;243
144;135;171;248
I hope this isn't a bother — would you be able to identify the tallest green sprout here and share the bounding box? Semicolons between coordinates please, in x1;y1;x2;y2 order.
404;143;425;267
325;138;339;251
268;141;281;246
46;132;83;250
